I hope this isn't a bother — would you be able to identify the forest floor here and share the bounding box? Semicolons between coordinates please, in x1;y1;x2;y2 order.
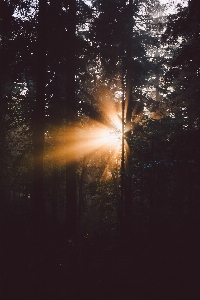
1;223;200;300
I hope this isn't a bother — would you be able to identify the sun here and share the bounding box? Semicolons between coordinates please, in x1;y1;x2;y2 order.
45;89;124;180
76;119;122;160
46;112;122;166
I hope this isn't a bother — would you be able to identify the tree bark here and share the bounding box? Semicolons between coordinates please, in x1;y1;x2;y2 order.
31;0;47;298
65;0;77;239
119;62;125;234
32;0;46;247
124;0;134;242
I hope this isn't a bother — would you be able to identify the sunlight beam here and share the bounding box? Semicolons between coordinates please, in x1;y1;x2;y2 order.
46;120;122;164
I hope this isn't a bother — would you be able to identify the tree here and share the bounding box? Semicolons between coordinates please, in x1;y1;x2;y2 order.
163;0;200;128
0;1;37;205
65;0;77;238
162;0;200;268
31;0;47;263
89;0;152;236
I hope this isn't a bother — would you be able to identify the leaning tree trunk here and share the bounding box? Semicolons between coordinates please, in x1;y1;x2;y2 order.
65;0;77;239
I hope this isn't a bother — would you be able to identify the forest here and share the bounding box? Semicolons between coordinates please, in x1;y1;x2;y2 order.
1;0;200;299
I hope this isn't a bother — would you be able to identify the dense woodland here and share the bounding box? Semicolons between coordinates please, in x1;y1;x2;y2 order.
1;0;200;299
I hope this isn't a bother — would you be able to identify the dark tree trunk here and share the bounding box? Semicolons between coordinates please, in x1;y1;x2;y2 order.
51;167;58;224
119;63;125;234
31;0;47;298
124;0;134;242
78;180;83;223
65;0;77;239
32;0;46;245
77;162;87;224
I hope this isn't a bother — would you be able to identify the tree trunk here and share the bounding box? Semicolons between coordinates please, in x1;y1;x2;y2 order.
124;0;134;242
51;167;58;224
77;162;87;224
32;0;46;247
119;62;125;234
65;0;77;239
31;0;47;298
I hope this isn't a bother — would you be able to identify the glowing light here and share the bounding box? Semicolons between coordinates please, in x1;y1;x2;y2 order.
46;117;122;165
45;87;125;182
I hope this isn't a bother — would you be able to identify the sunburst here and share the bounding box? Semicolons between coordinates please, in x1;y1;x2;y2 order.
46;105;123;175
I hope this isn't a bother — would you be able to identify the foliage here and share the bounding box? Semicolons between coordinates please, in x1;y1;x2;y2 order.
162;0;200;126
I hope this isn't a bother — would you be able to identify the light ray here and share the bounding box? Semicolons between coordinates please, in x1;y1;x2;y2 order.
46;118;122;165
45;91;125;181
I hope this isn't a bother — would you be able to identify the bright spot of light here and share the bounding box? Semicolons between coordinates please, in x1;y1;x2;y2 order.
46;118;122;165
